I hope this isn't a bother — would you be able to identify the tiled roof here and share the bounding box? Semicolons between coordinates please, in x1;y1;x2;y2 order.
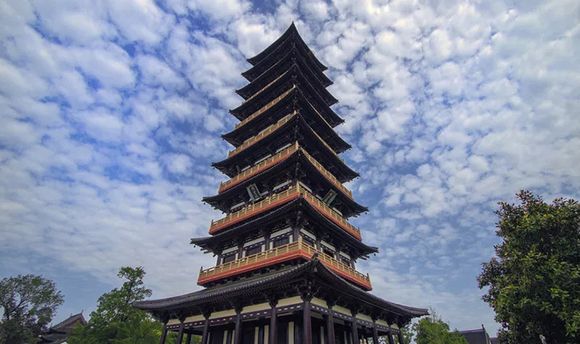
133;259;427;319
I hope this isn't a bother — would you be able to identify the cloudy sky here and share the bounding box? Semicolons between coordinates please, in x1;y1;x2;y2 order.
1;0;579;335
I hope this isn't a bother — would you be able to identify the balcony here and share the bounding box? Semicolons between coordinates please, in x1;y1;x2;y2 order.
219;143;299;193
235;86;296;130
197;239;372;291
209;183;361;240
228;113;295;158
218;143;353;200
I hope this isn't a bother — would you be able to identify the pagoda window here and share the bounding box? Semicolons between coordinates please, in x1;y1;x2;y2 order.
300;229;316;247
276;143;292;152
272;235;290;248
247;184;262;201
230;201;246;212
245;244;262;257
322;189;337;205
270;226;292;238
298;181;312;193
255;154;272;165
222;253;237;264
273;180;292;192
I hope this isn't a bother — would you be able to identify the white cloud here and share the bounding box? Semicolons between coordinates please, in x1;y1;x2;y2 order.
1;0;579;336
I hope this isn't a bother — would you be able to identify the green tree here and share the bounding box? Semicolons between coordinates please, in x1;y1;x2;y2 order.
478;191;580;343
0;274;64;344
68;266;163;344
413;315;468;344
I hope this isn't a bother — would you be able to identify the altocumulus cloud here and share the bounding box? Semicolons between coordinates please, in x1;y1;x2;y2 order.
1;0;579;334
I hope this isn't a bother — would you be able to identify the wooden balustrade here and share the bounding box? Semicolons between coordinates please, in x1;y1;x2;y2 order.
198;239;372;290
219;143;299;193
218;142;352;199
228;112;296;158
209;183;361;240
235;86;296;130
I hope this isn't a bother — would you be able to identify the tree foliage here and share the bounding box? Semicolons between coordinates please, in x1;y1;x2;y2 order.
68;266;163;344
412;314;468;344
478;190;580;343
0;274;64;344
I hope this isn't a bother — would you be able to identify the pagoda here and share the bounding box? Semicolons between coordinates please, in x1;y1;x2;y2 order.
135;23;427;344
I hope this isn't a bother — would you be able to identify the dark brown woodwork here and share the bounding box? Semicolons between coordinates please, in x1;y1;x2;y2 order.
201;314;210;344
302;293;313;344
397;331;404;344
325;313;336;344
269;299;278;344
351;312;359;344
159;322;168;344
387;331;395;344
186;332;193;344
177;320;185;344
372;323;379;344
258;324;265;344
234;307;243;344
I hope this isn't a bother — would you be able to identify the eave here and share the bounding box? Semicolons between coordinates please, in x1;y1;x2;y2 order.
213;114;359;182
204;146;367;216
247;23;327;71
191;198;378;258
224;87;349;151
237;46;332;100
230;63;337;120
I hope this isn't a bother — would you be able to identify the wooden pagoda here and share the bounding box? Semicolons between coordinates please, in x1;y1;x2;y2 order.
135;23;427;344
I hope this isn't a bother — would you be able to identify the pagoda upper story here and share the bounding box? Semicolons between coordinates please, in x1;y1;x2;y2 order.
192;23;376;291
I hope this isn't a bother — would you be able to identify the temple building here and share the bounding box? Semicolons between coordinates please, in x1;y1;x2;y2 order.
134;23;427;344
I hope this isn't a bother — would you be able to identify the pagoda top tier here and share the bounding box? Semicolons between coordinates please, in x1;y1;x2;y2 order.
246;23;327;72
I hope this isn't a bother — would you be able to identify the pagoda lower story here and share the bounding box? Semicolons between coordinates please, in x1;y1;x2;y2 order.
135;259;426;344
134;22;427;344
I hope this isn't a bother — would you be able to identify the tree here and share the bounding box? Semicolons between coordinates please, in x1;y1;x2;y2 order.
68;266;164;344
0;274;64;344
478;191;580;343
413;315;468;344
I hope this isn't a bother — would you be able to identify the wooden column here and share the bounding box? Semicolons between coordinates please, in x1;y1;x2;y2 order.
350;311;359;344
201;313;210;344
269;299;278;344
386;331;395;344
186;332;193;344
397;331;404;344
234;306;243;344
325;301;336;344
258;324;265;344
371;324;379;344
159;321;168;344
237;242;244;259
177;318;186;344
302;293;313;344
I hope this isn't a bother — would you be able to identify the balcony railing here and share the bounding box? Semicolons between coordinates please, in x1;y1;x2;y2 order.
197;238;372;290
235;86;296;130
209;183;362;240
228;112;296;158
219;143;299;193
218;143;353;200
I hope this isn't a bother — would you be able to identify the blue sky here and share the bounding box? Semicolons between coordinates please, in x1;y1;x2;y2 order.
1;0;579;336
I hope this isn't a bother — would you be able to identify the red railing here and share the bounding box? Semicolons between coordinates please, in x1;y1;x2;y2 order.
209;183;361;240
197;238;371;290
218;143;353;200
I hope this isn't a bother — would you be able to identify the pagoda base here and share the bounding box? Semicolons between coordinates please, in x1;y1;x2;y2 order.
135;260;426;344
